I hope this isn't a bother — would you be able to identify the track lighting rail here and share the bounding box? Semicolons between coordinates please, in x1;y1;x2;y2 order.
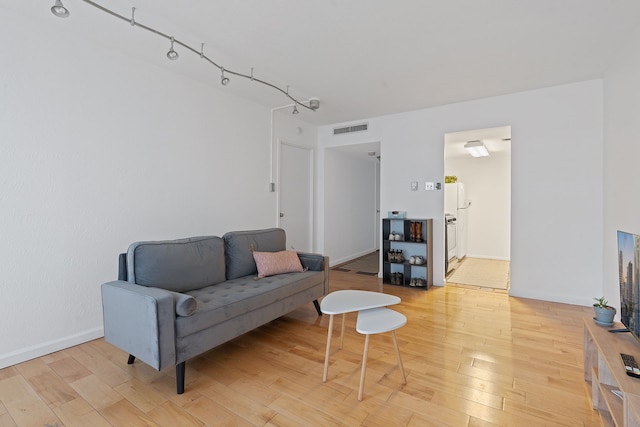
53;0;319;113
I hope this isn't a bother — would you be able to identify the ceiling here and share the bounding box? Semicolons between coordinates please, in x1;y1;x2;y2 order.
13;1;640;125
445;126;511;159
328;141;381;161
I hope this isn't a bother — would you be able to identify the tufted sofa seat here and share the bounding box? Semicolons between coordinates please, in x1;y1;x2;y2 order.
101;228;329;394
179;270;326;338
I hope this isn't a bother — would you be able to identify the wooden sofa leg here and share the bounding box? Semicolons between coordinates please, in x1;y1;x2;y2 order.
127;354;136;364
313;299;322;316
176;362;186;394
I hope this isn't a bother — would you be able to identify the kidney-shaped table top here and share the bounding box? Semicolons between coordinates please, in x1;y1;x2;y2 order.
320;290;400;315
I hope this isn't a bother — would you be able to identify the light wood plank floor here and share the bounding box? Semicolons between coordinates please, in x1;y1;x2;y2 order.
448;258;510;290
0;270;600;426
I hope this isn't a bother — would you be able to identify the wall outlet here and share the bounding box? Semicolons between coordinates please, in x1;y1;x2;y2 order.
425;182;435;190
411;181;418;191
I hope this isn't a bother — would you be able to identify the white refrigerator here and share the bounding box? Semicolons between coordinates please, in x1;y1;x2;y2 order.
444;183;470;260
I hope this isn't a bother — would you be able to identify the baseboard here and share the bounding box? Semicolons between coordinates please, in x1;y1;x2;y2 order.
508;288;590;307
464;254;511;261
0;327;104;369
330;248;378;267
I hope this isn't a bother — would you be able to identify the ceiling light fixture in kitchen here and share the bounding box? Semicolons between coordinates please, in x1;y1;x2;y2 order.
464;140;490;157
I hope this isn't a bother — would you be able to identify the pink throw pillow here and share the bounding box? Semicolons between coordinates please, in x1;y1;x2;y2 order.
253;250;304;278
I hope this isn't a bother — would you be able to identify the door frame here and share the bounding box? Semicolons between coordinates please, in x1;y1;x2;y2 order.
443;126;512;282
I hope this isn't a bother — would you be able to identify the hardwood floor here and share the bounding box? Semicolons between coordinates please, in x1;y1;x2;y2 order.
447;258;510;290
0;270;601;426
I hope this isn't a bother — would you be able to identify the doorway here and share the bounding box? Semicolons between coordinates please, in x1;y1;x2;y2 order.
443;126;511;290
323;141;380;267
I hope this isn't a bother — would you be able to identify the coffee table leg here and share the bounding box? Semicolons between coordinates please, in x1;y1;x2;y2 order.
339;313;346;349
323;314;334;382
391;330;406;384
358;334;371;401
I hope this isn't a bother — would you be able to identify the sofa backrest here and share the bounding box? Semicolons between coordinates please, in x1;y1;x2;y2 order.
223;228;286;280
127;236;226;292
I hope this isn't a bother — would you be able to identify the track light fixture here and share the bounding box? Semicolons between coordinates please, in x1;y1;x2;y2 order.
220;68;230;86
166;37;179;60
50;0;319;112
51;0;70;18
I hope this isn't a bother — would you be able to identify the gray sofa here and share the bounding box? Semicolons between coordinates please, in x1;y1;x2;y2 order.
101;228;329;394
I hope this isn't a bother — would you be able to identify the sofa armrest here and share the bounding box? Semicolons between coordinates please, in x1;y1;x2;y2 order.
297;252;326;271
101;280;176;371
297;252;330;296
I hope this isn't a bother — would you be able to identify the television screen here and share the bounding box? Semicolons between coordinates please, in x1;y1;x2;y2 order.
618;230;640;338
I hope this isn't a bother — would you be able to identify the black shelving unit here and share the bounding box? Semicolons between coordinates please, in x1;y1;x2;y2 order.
382;218;433;289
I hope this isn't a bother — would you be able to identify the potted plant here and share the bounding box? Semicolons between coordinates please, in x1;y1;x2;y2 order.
593;296;616;325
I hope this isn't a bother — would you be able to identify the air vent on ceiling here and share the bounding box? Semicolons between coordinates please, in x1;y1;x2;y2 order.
333;123;368;135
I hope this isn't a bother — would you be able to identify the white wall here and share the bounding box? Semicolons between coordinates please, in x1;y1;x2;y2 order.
603;25;640;315
323;150;378;264
445;151;511;260
319;80;603;306
0;8;283;367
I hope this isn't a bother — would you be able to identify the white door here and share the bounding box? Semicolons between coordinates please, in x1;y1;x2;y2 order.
279;142;313;252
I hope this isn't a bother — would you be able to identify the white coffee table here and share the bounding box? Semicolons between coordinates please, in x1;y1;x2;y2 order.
320;290;400;382
356;307;407;400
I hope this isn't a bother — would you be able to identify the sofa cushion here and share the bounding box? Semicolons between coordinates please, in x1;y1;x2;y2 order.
128;236;226;292
253;250;304;278
223;228;286;280
176;270;324;338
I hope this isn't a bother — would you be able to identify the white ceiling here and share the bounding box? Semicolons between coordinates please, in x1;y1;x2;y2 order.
13;1;640;125
328;141;381;161
445;126;511;159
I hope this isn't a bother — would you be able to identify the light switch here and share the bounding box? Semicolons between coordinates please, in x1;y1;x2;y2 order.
425;182;435;190
411;181;418;191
